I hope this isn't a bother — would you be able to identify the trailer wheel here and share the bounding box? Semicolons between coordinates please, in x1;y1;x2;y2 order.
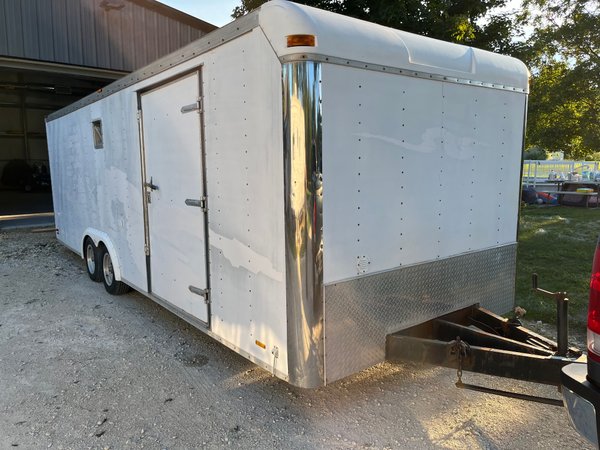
99;245;131;295
84;237;102;282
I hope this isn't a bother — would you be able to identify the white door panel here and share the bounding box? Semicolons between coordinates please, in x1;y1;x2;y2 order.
141;71;209;324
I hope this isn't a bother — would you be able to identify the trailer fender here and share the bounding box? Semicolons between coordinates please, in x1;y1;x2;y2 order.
81;229;123;281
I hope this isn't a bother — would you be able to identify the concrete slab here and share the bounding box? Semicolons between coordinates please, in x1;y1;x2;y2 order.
0;212;55;230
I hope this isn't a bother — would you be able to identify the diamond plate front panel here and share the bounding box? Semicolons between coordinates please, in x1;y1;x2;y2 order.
323;244;517;383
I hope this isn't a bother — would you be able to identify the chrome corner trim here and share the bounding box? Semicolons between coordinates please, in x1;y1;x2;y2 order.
46;11;260;122
280;53;529;94
283;61;325;388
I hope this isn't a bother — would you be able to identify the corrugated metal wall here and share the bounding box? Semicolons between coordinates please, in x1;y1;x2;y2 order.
0;0;216;193
0;0;215;72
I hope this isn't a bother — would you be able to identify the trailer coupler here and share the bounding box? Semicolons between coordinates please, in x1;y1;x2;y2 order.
386;305;585;405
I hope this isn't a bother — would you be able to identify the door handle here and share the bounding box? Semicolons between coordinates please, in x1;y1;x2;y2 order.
145;177;159;191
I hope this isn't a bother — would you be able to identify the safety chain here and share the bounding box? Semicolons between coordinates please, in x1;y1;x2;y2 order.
450;336;470;385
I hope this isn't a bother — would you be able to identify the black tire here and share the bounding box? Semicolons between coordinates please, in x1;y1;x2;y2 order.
99;245;131;295
84;237;102;282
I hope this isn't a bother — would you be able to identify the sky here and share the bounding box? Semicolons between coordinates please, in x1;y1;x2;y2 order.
161;0;241;27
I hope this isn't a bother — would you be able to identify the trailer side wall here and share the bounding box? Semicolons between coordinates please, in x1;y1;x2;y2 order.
46;76;147;290
47;28;289;378
204;29;288;377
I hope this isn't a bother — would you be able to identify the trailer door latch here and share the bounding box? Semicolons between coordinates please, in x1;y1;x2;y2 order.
189;285;210;304
185;197;207;212
180;99;202;114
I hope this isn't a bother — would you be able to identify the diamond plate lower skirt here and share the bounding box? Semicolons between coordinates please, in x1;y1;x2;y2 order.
323;244;517;383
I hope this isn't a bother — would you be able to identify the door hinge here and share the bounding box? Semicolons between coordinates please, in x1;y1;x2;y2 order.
189;285;210;304
137;109;142;120
144;244;149;256
180;98;203;114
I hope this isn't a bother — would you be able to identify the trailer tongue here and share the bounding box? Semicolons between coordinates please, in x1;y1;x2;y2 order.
387;280;585;406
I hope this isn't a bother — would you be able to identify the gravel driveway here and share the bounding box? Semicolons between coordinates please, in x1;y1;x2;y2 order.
0;230;592;449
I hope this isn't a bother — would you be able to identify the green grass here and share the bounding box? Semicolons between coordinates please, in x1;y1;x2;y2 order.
516;205;600;327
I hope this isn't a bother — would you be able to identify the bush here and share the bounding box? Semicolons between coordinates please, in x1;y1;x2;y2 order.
585;151;600;161
523;147;547;160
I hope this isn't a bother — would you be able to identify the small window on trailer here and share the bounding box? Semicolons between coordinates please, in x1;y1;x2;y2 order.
92;120;103;149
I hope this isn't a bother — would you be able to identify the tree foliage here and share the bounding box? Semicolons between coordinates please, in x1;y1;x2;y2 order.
232;0;520;53
521;0;599;159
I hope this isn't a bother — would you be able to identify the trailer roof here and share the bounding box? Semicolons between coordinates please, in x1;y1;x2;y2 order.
259;1;529;92
47;1;528;122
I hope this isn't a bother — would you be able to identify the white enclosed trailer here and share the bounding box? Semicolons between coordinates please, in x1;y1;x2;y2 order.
46;0;529;388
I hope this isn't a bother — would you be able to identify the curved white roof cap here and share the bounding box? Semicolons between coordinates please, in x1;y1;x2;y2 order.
259;0;529;92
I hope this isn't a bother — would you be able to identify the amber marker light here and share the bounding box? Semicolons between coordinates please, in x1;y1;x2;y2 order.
255;340;266;349
286;34;316;47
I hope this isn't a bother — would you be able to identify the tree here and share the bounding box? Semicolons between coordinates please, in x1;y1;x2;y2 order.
522;0;599;159
232;0;266;19
232;0;520;53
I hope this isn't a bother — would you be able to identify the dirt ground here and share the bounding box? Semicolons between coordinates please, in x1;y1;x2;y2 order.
0;229;593;450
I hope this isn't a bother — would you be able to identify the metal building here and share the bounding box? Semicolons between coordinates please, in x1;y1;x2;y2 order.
0;0;215;194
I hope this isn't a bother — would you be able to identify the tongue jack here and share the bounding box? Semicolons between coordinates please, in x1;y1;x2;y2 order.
532;273;569;357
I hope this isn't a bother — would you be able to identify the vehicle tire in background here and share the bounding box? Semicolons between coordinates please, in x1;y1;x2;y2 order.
99;245;131;295
84;237;102;282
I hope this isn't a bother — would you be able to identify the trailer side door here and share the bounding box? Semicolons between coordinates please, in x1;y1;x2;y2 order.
140;70;209;325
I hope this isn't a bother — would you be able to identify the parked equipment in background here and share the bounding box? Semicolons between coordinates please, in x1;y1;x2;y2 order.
1;160;51;192
537;191;558;204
